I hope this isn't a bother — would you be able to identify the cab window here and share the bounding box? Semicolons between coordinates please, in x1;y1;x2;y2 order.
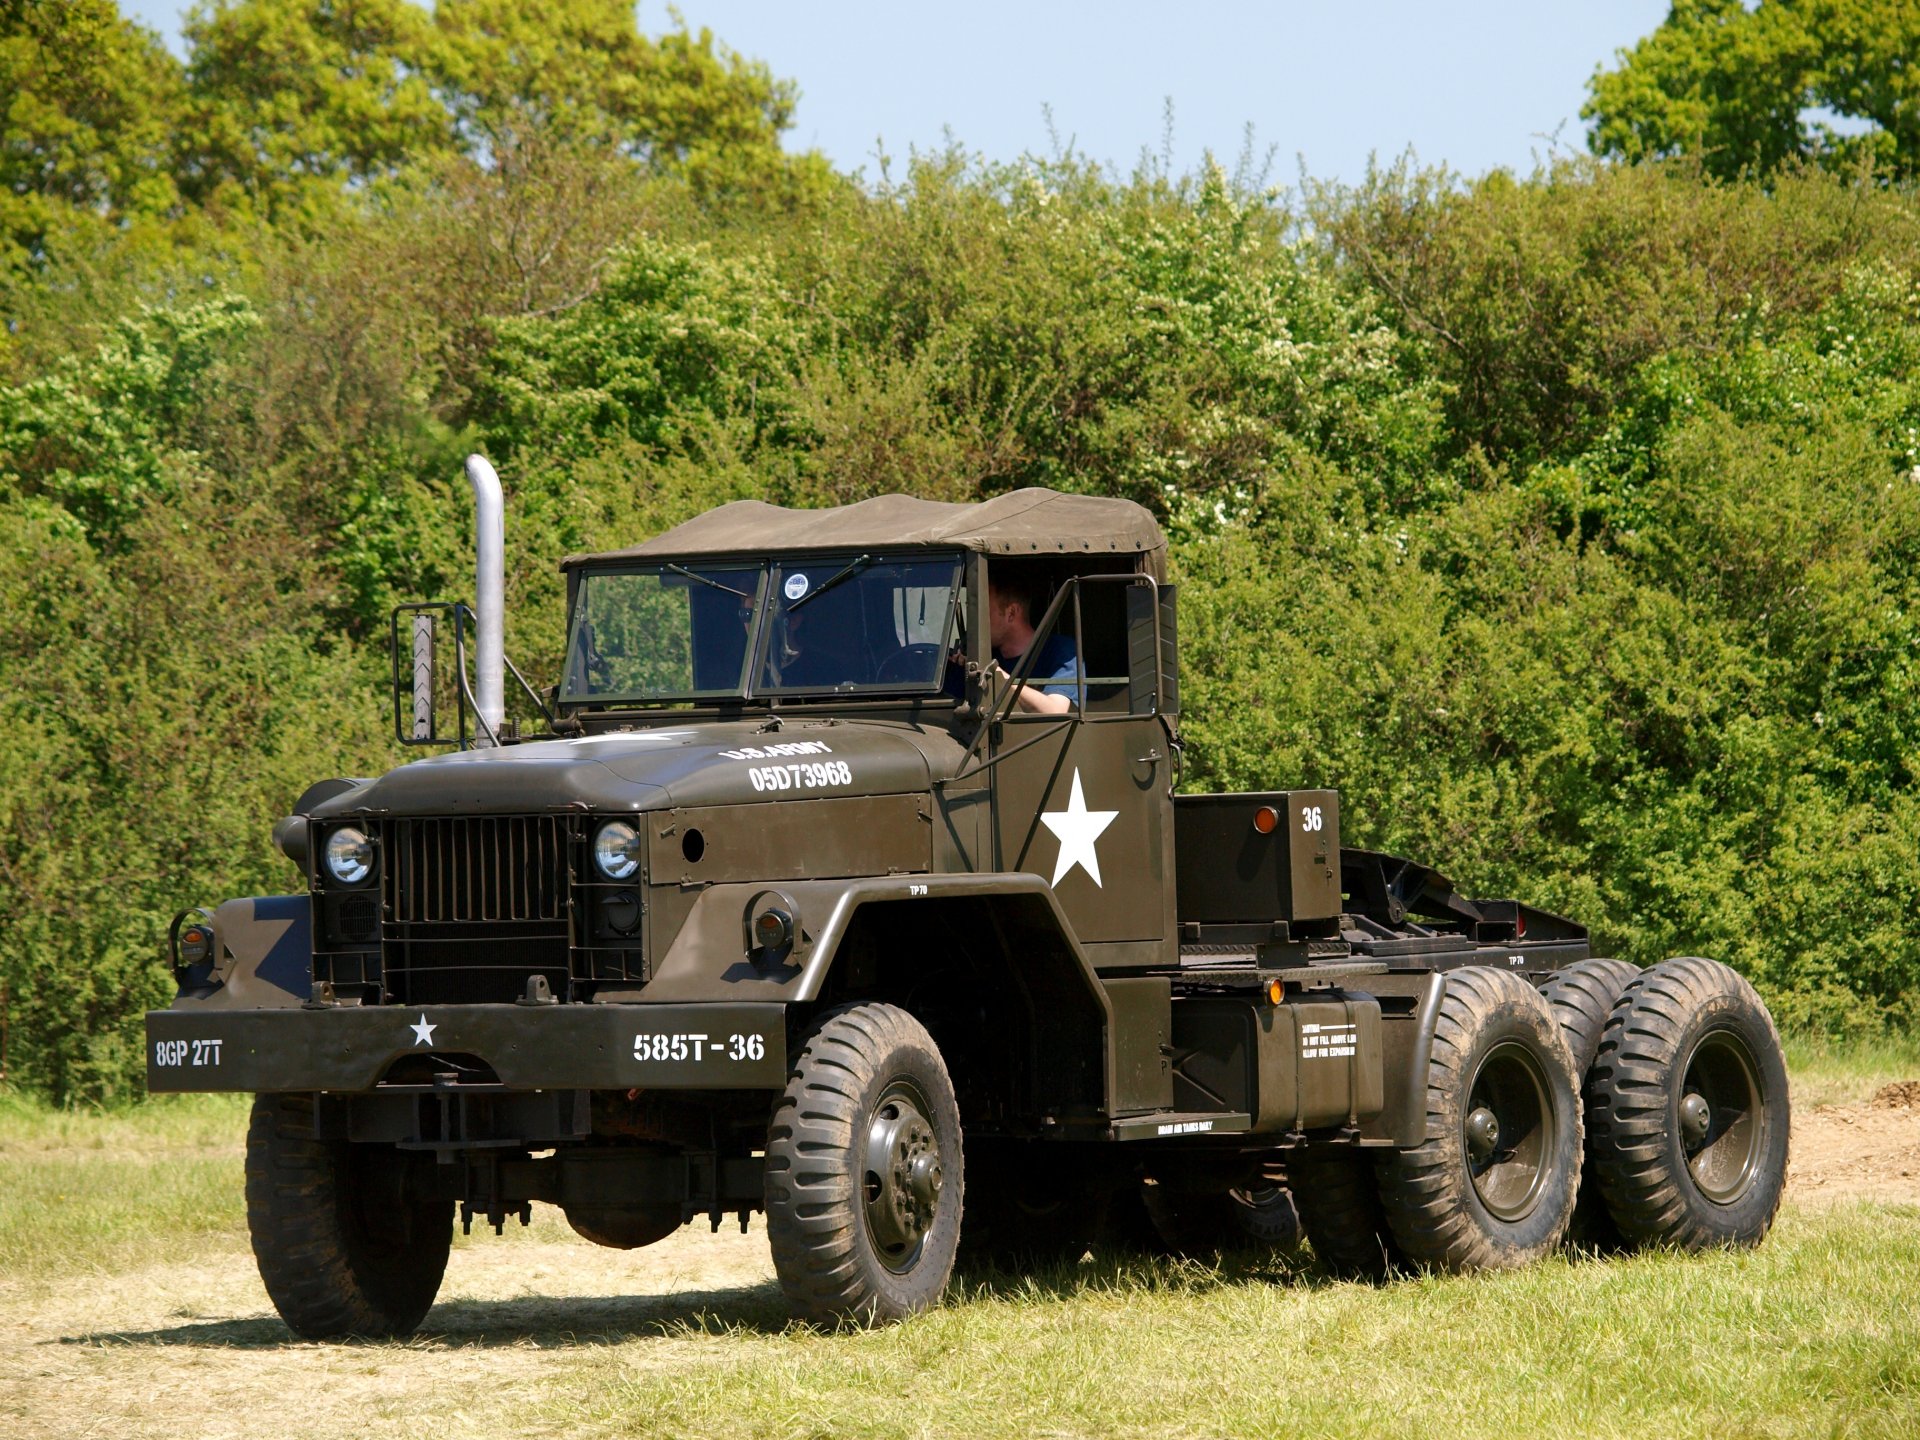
757;555;963;695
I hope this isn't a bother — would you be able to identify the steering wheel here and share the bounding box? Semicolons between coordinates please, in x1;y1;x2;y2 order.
876;643;943;684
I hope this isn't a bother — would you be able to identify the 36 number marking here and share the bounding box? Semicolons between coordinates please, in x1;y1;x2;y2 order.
1302;806;1324;833
725;1032;766;1061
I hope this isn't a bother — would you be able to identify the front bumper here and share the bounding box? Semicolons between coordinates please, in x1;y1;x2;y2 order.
145;1002;788;1094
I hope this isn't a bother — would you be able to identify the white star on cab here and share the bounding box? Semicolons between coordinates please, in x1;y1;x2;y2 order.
1040;768;1119;888
410;1014;437;1047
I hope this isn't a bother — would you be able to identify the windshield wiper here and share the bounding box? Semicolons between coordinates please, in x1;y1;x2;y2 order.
787;553;871;613
666;563;755;599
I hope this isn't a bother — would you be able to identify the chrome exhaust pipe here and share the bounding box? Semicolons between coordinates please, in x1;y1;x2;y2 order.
465;453;505;745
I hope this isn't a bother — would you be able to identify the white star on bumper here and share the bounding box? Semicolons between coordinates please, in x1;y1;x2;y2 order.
410;1014;437;1047
1040;768;1119;888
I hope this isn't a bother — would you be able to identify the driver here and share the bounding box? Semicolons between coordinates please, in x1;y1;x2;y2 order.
984;574;1076;715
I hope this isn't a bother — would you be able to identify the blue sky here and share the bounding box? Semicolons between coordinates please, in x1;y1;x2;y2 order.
121;2;1670;184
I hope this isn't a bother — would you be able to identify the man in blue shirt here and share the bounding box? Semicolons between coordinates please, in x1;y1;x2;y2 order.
986;575;1077;714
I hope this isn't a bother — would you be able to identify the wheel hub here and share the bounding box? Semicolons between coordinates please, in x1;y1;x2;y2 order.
863;1085;942;1271
1465;1106;1501;1162
1461;1041;1556;1223
1679;1090;1712;1148
1679;1029;1767;1205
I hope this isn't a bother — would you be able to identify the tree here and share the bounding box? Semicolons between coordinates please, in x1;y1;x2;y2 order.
181;0;454;215
429;0;828;205
1585;0;1920;179
177;0;827;216
0;0;185;262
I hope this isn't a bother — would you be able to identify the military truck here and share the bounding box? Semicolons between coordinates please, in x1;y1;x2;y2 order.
148;458;1791;1334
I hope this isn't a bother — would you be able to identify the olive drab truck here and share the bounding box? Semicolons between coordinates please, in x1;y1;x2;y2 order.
148;457;1792;1333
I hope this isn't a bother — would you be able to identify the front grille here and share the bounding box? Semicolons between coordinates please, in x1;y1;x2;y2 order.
380;815;576;1005
387;815;570;923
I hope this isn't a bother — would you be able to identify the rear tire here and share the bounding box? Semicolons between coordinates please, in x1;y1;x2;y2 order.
956;1140;1103;1271
245;1093;452;1340
1586;957;1789;1250
1141;1159;1302;1257
764;1004;963;1325
1541;958;1640;1251
1376;966;1582;1272
1290;1148;1400;1281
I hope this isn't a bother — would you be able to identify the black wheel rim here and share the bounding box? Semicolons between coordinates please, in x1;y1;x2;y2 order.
862;1079;944;1273
1679;1028;1766;1205
1461;1041;1556;1222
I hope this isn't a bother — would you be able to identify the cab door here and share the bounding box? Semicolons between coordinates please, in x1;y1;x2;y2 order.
990;577;1176;958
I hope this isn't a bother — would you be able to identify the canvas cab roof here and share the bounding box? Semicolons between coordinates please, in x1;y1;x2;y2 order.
562;488;1167;580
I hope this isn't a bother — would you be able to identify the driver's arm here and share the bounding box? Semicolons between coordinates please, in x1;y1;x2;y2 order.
993;662;1073;715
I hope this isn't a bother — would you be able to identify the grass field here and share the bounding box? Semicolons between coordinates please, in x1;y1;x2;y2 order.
0;1039;1915;1440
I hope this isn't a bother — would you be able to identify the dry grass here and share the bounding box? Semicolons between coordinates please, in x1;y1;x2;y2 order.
0;1039;1915;1440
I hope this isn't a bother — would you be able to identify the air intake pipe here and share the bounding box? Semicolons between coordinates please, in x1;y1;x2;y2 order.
466;453;505;746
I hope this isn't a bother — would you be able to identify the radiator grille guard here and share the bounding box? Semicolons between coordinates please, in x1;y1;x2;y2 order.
341;814;644;1005
389;815;570;924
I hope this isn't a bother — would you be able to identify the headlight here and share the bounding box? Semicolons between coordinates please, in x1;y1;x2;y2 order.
323;826;374;885
594;820;642;880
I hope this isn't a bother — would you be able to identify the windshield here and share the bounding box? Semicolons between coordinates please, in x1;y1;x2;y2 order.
563;564;762;703
758;556;962;695
561;554;964;704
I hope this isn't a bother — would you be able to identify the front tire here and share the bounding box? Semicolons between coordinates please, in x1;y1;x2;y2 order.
1376;966;1582;1272
1585;957;1789;1250
764;1004;963;1326
245;1093;452;1340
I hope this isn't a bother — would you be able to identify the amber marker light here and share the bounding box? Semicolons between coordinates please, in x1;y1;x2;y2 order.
1253;805;1280;834
1267;979;1284;1005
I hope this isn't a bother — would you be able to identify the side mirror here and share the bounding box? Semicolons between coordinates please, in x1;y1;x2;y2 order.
406;609;435;741
390;602;474;747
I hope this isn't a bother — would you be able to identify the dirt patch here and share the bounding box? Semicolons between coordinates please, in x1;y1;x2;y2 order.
1789;1084;1920;1207
1871;1080;1920;1111
0;1221;784;1440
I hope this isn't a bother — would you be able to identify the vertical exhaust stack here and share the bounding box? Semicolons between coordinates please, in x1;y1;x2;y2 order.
465;454;506;746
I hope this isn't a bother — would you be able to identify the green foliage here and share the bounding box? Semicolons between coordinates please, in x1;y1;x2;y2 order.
480;235;808;462
182;0;451;215
179;0;826;218
1585;0;1920;179
1312;156;1911;471
0;296;259;541
0;0;185;261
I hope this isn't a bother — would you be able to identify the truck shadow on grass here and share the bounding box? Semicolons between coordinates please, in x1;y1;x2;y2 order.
60;1250;1366;1351
952;1246;1329;1305
59;1280;796;1350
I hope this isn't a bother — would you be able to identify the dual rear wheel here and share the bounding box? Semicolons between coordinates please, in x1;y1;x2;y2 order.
1583;957;1790;1249
1293;957;1789;1281
1373;965;1584;1272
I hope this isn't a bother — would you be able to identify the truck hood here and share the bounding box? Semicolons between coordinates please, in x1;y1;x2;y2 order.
309;719;965;819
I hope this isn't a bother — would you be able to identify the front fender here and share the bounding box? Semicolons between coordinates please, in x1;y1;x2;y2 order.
640;873;1119;1118
641;873;1103;1006
168;895;311;1011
